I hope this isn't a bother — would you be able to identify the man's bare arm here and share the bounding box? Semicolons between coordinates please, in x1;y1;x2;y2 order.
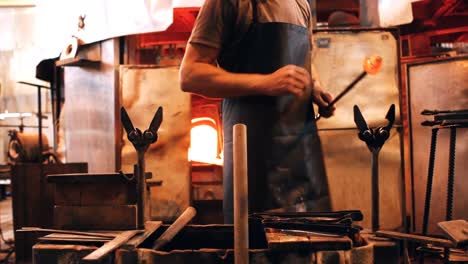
179;43;310;98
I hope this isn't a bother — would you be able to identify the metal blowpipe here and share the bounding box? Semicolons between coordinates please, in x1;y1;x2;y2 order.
315;55;383;120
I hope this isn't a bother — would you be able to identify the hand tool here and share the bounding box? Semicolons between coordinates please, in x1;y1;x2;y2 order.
315;55;383;120
252;210;363;225
354;104;395;232
421;108;468;128
18;227;118;238
261;220;363;246
121;106;163;228
421;109;468;116
260;220;362;236
152;206;197;250
266;228;343;238
252;210;364;246
265;227;354;251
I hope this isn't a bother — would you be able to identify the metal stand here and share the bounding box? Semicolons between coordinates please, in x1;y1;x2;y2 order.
18;81;51;162
419;109;468;263
121;106;163;228
354;104;395;232
371;150;380;231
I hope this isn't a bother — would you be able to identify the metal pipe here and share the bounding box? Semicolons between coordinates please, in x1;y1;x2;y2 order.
315;72;367;121
137;151;146;229
38;85;43;162
422;128;439;235
371;150;380;232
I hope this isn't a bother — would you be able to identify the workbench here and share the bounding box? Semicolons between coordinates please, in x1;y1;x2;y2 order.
32;224;399;264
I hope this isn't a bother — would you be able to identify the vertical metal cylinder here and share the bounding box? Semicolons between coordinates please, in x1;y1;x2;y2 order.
137;153;146;228
38;86;43;163
233;124;249;264
372;150;380;232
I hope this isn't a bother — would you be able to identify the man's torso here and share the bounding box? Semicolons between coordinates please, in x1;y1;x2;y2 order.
189;0;312;50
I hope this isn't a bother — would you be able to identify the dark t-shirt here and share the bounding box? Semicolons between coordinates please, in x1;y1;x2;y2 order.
189;0;313;50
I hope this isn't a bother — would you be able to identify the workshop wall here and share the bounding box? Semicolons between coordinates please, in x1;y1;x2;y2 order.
0;7;54;163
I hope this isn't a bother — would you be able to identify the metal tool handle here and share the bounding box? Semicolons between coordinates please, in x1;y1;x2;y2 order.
315;71;368;121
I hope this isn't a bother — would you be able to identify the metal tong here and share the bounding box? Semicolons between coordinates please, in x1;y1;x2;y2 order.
121;106;163;228
421;109;468;128
354;104;395;151
252;210;363;224
354;104;395;232
251;210;364;244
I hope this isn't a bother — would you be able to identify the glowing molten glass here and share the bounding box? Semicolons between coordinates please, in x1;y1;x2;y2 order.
188;117;223;165
363;55;383;75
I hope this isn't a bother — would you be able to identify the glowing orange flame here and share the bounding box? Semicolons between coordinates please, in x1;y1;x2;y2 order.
188;117;223;165
363;55;383;75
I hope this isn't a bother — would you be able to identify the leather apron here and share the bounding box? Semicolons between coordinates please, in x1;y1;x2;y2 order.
220;0;330;224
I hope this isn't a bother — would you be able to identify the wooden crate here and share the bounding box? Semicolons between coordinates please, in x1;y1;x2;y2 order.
47;173;151;230
12;162;88;264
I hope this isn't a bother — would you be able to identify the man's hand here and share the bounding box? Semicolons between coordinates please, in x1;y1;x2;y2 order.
260;65;311;97
312;82;336;118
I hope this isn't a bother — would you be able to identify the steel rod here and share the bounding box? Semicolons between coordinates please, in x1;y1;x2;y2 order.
371;150;380;232
422;128;439;235
137;151;146;229
315;71;367;120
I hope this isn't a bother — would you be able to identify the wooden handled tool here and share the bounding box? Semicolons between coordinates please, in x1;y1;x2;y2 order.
233;124;249;264
152;206;197;250
82;230;140;261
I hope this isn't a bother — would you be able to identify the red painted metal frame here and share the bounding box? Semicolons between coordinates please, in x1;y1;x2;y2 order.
138;7;199;47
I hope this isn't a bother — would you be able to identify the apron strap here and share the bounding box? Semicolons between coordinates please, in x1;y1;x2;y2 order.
251;0;258;24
